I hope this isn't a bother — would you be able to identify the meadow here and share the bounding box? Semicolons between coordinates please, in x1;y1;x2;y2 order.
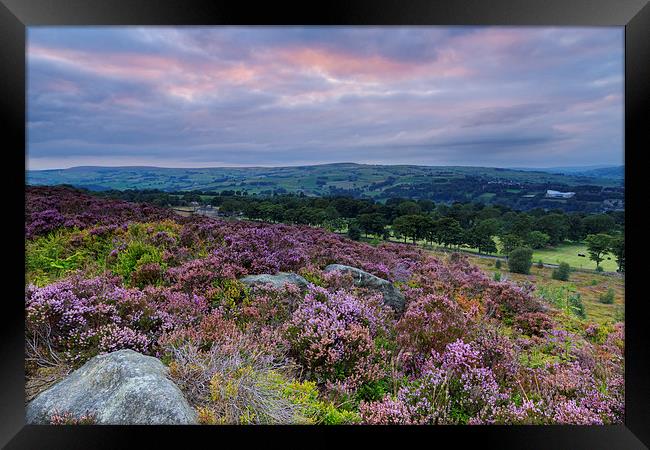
461;255;624;326
531;243;618;272
382;232;619;273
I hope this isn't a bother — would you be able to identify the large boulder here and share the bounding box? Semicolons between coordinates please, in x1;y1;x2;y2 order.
239;272;309;292
324;264;406;313
26;349;197;425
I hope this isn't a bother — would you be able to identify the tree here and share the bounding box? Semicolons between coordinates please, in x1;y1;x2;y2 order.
392;215;429;244
432;217;463;248
347;221;362;241
609;234;625;272
476;206;502;221
499;233;524;256
510;213;533;239
566;213;585;241
534;214;569;245
466;220;498;254
358;213;386;237
508;247;533;274
417;199;435;213
397;201;421;216
526;231;550;249
582;214;616;236
585;233;613;269
265;204;286;223
392;216;412;243
324;205;340;220
219;198;244;215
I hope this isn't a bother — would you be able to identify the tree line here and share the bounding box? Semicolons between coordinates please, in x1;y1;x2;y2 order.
88;187;625;272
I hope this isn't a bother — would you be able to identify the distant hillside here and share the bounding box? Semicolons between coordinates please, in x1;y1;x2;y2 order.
27;163;623;212
518;165;624;180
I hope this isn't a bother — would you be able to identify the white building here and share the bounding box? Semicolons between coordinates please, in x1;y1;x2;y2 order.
545;190;575;199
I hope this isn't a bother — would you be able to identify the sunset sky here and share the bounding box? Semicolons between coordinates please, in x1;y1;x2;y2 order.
27;26;624;170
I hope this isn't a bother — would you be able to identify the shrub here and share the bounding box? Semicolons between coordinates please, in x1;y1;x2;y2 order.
596;265;604;272
537;259;544;269
354;378;392;403
208;279;250;311
508;247;533;274
515;312;554;337
536;285;585;319
495;259;502;269
113;241;164;285
569;293;586;319
493;272;501;282
483;282;544;320
347;222;362;241
360;340;505;424
24;187;627;425
396;294;468;357
130;262;164;288
552;262;571;281
599;288;615;304
284;287;390;387
25;275;210;369
167;341;303;424
278;379;361;424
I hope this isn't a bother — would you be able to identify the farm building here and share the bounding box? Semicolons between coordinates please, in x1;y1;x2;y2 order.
545;190;576;199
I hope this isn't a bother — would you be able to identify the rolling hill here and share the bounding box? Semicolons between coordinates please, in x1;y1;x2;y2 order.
27;163;624;211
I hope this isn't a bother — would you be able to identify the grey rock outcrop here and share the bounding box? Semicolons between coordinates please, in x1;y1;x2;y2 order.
324;264;406;313
239;272;309;292
26;349;197;425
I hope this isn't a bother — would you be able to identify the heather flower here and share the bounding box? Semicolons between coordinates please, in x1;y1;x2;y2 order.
24;187;625;425
284;286;391;386
396;294;469;356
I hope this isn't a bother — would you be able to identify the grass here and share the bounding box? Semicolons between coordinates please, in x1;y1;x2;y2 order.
458;253;624;326
531;242;618;272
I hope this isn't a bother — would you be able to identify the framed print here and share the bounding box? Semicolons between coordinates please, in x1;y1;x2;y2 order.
1;0;649;448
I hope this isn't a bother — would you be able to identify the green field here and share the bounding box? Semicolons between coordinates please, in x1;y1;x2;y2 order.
532;243;618;272
375;230;619;273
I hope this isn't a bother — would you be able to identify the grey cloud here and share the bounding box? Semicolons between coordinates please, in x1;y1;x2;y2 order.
27;26;623;169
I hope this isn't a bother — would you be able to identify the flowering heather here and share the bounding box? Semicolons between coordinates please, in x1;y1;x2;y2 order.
284;286;391;387
26;186;176;239
24;187;625;425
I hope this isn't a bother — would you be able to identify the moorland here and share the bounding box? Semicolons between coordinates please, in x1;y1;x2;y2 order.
25;185;624;425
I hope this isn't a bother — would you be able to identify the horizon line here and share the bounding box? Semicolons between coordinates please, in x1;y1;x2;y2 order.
27;162;624;172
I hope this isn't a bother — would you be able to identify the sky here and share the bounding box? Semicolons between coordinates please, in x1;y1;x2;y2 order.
27;26;624;170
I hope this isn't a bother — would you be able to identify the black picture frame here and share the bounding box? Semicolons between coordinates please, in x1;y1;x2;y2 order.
2;0;648;448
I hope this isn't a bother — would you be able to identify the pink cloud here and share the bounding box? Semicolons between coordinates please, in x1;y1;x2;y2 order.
271;46;469;82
